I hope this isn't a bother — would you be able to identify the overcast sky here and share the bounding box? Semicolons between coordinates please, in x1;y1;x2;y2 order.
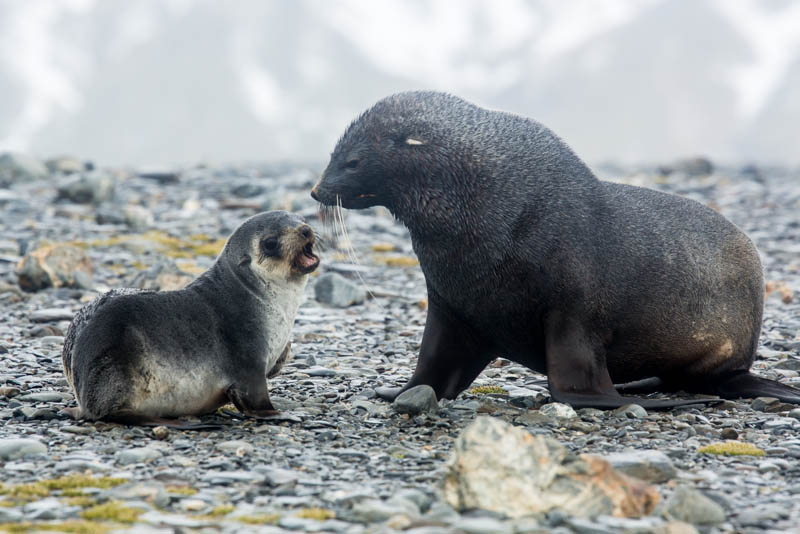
1;0;798;166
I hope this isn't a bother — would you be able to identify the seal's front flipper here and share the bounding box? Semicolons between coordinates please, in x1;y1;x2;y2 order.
709;371;800;404
226;383;279;417
390;296;493;401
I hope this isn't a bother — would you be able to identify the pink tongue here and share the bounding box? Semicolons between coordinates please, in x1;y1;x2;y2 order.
297;252;316;268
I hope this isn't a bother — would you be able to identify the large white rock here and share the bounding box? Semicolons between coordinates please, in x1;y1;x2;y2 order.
442;416;658;518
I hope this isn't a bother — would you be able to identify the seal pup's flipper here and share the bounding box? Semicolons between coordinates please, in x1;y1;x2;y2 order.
385;299;494;401
226;383;279;417
64;409;223;430
706;371;800;404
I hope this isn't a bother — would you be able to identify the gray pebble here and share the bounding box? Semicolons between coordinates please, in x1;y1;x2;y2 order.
314;272;367;307
666;486;725;525
0;438;47;460
393;385;439;416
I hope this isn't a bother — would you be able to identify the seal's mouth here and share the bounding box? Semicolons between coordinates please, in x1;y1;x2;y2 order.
292;241;319;274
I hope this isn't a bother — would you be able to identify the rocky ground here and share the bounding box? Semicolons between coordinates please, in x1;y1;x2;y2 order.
1;153;799;534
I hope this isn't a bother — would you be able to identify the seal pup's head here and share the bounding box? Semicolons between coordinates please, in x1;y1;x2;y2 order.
223;211;319;284
310;91;482;221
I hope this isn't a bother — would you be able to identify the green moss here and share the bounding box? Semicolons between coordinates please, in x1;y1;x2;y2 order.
203;504;234;517
80;501;143;523
236;514;280;525
165;485;197;496
88;231;225;259
0;521;111;533
469;385;508;395
296;507;335;520
698;441;765;456
0;482;49;500
65;496;97;507
374;255;419;267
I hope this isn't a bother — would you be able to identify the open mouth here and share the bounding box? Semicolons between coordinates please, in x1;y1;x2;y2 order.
292;241;320;274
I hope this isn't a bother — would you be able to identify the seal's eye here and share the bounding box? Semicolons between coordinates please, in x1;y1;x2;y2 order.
260;237;279;257
345;159;359;170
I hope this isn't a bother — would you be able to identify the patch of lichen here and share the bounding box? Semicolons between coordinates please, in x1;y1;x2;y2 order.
370;243;397;252
0;482;49;501
216;403;237;415
65;496;97;507
80;501;143;523
469;385;508;395
165;485;197;496
0;520;111;534
374;255;419;267
202;504;235;517
47;475;127;492
296;507;335;520
698;441;765;456
87;231;225;259
236;514;281;525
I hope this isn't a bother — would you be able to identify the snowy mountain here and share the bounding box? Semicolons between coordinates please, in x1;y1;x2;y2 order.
0;0;798;166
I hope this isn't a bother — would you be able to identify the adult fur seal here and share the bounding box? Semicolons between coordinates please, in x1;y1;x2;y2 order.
61;211;320;425
311;91;800;409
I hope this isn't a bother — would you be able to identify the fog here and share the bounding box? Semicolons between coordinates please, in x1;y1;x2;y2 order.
1;0;799;166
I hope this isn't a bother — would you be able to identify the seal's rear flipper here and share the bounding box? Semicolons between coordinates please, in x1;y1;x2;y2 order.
710;372;800;404
105;412;224;431
549;390;720;410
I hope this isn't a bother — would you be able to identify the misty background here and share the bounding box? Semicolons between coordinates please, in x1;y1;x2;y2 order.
1;0;799;168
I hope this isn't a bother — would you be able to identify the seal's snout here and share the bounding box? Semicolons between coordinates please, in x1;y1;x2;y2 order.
300;224;313;240
310;185;320;201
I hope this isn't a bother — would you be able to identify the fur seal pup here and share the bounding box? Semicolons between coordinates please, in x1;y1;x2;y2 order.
310;91;800;409
61;211;320;425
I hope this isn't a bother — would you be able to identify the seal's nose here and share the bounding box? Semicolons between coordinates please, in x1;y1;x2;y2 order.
299;225;313;240
310;186;320;201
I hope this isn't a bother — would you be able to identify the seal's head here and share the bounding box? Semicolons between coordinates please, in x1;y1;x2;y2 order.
223;211;319;283
311;91;482;221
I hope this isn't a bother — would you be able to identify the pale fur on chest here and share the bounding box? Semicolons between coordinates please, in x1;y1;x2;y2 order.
261;277;306;371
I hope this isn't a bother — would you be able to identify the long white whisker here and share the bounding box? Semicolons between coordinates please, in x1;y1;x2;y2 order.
335;196;374;299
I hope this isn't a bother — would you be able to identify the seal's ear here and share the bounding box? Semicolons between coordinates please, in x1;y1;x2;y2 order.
405;137;426;146
238;254;251;267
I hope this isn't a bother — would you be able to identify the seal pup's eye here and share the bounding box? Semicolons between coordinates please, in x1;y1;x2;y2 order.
260;237;280;259
345;159;359;170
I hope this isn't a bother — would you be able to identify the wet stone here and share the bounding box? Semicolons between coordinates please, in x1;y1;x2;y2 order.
604;450;677;483
0;438;47;460
539;402;577;419
613;404;648;418
393;385;439;416
117;446;163;465
314;272;367;307
665;486;725;526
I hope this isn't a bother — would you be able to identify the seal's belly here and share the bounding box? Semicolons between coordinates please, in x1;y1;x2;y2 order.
129;357;229;417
